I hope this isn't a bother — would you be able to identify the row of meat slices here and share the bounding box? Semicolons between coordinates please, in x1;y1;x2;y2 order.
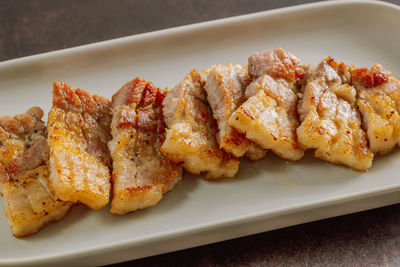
0;80;182;237
1;48;400;237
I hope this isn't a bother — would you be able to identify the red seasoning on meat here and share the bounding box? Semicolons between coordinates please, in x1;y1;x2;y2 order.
297;57;373;170
351;64;400;155
47;82;112;210
0;107;71;237
109;78;182;215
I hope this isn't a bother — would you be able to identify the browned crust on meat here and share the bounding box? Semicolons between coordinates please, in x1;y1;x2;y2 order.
161;70;240;179
48;82;112;210
112;78;166;132
297;57;374;170
0;108;72;237
248;48;305;83
52;82;112;167
109;78;182;215
0;107;48;181
351;64;390;88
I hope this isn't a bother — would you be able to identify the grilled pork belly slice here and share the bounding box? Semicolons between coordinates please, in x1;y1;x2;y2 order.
351;64;400;155
160;70;239;179
229;88;303;161
205;63;254;157
109;78;182;215
248;48;305;87
228;49;305;161
297;57;373;170
47;82;112;210
0;107;71;237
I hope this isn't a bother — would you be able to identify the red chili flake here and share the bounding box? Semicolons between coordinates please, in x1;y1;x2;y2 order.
140;82;157;107
318;127;326;135
352;67;388;88
6;163;19;175
242;109;254;120
155;89;165;106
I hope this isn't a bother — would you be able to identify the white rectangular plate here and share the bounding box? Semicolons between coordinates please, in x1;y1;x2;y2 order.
1;1;400;266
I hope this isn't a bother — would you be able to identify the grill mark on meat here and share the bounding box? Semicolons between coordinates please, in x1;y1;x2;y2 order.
0;107;71;237
109;78;182;214
350;63;400;155
228;49;304;161
296;57;373;170
47;82;112;210
160;70;240;179
204;63;251;157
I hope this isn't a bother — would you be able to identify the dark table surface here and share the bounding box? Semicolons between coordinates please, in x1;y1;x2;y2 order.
1;0;400;266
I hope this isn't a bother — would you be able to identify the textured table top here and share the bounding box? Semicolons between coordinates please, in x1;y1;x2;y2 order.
1;0;400;266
